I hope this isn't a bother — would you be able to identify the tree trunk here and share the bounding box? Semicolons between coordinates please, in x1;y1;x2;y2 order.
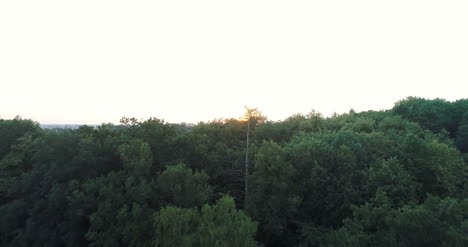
244;118;250;208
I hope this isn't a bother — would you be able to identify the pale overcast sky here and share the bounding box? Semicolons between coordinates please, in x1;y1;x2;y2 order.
1;1;467;124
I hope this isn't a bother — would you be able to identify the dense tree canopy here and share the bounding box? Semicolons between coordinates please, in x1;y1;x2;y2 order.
0;97;467;246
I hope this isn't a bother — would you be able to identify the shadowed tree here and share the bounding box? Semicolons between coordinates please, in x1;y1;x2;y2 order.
245;140;300;246
156;163;212;208
455;111;468;152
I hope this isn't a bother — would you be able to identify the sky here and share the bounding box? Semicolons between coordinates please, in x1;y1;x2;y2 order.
1;1;467;124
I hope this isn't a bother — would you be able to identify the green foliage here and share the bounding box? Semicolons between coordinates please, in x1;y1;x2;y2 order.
120;117;180;170
175;119;246;204
118;139;153;173
455;111;468;152
325;192;468;247
367;158;419;207
393;97;456;135
253;112;323;144
0;118;40;206
0;117;40;159
246;141;300;246
287;130;371;227
1;98;467;247
69;139;156;247
399;134;465;198
393;97;468;141
71;171;156;247
0;135;35;204
153;196;257;247
0;127;123;246
157;163;212;208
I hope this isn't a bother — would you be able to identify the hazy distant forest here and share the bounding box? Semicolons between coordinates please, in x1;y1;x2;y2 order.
1;97;467;247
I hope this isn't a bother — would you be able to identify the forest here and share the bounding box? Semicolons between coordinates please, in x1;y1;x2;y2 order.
1;96;467;247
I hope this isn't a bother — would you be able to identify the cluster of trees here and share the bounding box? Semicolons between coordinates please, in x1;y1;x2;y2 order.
0;97;467;247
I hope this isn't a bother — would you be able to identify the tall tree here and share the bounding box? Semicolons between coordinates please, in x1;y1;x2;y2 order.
240;107;265;208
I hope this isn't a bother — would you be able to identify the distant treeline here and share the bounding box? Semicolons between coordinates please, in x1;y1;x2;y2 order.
1;97;467;247
40;124;96;130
